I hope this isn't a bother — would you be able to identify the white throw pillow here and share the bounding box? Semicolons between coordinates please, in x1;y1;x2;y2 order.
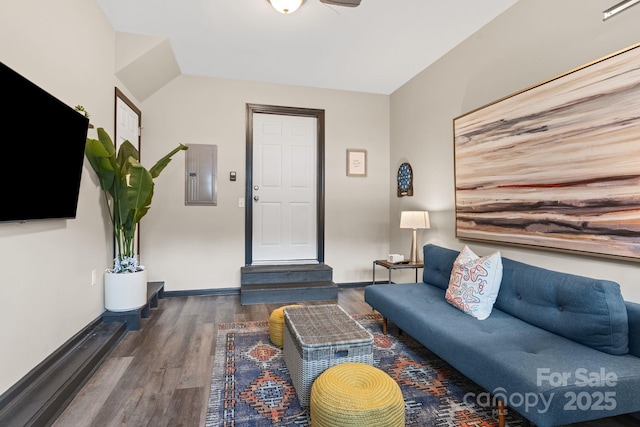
445;246;503;320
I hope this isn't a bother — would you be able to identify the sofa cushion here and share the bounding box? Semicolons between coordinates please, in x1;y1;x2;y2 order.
422;244;460;290
495;257;629;355
445;246;503;320
365;282;640;427
626;301;640;358
421;243;629;354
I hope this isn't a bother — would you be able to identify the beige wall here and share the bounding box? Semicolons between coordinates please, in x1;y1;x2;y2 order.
0;0;117;394
0;1;389;394
2;0;639;399
390;0;640;301
139;75;390;290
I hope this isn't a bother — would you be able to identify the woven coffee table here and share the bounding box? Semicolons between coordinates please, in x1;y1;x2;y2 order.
283;304;374;407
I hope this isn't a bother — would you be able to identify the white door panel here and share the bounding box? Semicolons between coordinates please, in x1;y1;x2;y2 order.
115;90;141;259
116;97;139;150
261;203;282;245
253;113;317;263
290;203;311;245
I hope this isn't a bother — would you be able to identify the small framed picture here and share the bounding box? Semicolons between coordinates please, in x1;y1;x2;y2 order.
346;149;367;177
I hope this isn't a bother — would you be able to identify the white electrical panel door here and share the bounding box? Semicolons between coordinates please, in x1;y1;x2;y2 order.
185;144;217;206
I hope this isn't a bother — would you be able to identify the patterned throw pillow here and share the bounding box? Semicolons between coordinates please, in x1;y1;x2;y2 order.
445;246;503;320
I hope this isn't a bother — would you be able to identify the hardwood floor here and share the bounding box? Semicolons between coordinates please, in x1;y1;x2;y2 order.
52;287;639;427
52;288;368;427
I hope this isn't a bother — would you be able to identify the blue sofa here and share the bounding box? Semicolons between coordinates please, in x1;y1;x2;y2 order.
364;244;640;427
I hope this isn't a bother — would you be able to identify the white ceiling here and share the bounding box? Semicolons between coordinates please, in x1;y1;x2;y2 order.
96;0;519;95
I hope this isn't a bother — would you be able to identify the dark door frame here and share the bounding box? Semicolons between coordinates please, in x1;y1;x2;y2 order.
114;87;142;260
245;103;325;266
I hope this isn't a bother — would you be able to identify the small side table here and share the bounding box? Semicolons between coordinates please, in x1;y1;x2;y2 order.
372;259;424;285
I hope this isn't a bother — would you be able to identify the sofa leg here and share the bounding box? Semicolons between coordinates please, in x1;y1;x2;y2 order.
498;400;506;427
382;317;387;335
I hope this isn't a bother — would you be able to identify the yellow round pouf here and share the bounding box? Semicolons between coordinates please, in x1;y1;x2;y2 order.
268;304;300;347
310;362;405;427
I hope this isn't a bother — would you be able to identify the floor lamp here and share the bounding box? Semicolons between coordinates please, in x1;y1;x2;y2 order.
400;211;430;263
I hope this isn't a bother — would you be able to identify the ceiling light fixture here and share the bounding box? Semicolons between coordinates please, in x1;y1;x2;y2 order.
603;0;640;20
269;0;305;14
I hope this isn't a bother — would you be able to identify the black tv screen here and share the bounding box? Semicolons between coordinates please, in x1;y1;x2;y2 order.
0;61;89;223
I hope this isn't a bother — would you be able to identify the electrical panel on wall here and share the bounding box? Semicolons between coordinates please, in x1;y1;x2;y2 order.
185;144;217;206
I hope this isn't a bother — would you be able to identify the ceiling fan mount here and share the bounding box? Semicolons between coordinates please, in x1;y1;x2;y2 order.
268;0;361;15
319;0;362;6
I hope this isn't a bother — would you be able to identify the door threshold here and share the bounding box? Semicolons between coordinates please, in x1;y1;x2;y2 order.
251;260;319;266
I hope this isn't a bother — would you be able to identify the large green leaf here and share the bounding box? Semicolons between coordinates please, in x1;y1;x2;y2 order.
85;128;187;266
116;140;139;174
96;128;116;158
85;138;116;193
126;158;154;210
149;144;188;178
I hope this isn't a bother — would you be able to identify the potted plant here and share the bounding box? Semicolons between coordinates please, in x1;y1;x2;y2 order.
74;105;90;118
85;127;187;311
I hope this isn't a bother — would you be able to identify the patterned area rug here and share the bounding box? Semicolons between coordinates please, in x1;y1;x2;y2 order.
205;313;530;426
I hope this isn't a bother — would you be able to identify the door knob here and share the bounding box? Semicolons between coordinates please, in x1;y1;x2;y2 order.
253;195;259;202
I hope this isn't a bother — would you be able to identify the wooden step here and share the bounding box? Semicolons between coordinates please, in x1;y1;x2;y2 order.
241;281;338;305
240;263;336;305
102;281;165;331
241;264;333;285
0;321;126;427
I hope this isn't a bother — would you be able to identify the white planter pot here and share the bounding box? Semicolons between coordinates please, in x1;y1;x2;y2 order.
104;270;147;312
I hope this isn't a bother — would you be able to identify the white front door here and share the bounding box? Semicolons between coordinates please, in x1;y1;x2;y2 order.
252;113;318;264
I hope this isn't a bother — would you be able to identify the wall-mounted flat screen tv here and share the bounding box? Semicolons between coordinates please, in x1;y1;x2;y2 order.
0;61;89;223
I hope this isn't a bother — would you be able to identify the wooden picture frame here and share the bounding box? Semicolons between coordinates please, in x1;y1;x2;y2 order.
347;149;367;177
453;43;640;261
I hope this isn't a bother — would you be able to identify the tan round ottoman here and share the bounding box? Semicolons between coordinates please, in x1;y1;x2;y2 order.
310;362;405;427
268;304;300;347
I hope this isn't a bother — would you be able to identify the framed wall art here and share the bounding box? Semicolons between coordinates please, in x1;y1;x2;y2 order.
347;149;367;177
453;43;640;260
397;162;413;197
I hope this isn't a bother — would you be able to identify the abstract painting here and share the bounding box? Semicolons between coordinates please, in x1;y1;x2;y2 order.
453;43;640;260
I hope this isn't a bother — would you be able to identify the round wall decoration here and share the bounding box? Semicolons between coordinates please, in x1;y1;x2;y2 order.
397;162;413;197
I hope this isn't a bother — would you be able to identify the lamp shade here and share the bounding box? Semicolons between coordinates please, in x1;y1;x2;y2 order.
269;0;305;14
400;211;430;229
